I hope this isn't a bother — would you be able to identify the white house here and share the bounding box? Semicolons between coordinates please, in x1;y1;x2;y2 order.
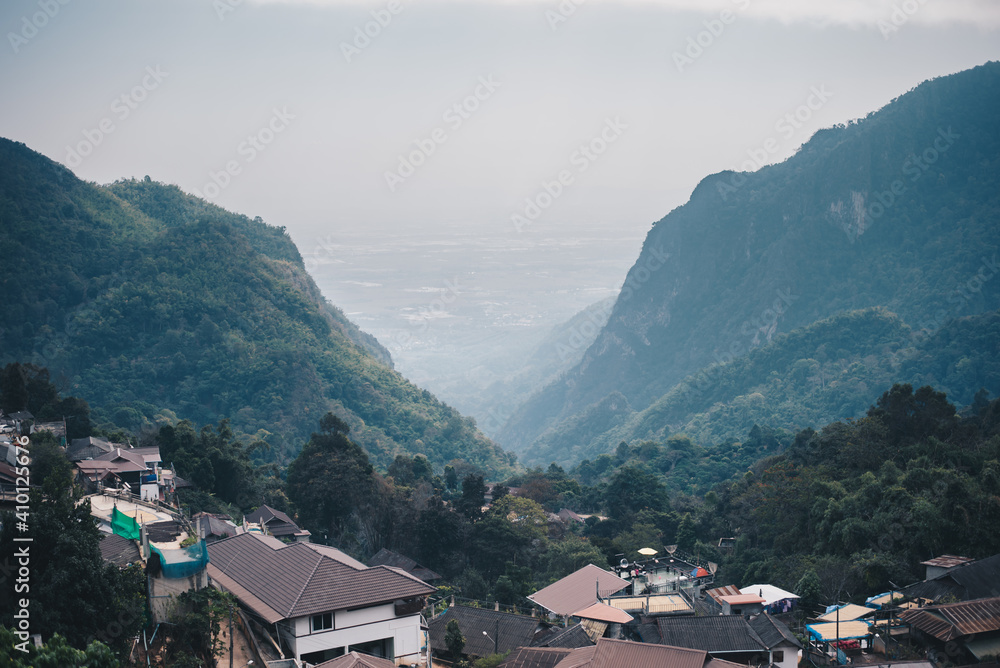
206;532;435;666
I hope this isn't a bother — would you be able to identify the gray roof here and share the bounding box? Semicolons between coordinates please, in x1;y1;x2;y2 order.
534;623;594;649
903;554;1000;602
207;532;435;624
429;606;544;657
749;614;802;650
368;547;442;582
656;616;768;654
99;533;141;567
66;436;115;461
245;504;303;537
500;647;575;668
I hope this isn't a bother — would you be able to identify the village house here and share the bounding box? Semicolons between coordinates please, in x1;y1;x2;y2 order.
206;532;436;666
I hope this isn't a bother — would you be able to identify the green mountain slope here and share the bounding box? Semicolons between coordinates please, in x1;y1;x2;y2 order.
0;139;514;474
526;307;1000;467
502;61;1000;459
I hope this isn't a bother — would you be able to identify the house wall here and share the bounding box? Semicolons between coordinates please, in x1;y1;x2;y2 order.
291;606;423;665
771;641;800;668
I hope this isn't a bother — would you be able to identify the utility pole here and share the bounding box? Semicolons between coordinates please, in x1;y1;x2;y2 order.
229;601;234;668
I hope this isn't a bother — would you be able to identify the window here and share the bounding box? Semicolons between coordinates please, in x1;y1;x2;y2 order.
311;612;332;632
773;651;785;663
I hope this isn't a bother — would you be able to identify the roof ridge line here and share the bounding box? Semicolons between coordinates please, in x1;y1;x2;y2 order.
287;548;325;617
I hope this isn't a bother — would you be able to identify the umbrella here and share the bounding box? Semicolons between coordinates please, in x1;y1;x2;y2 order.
637;547;658;556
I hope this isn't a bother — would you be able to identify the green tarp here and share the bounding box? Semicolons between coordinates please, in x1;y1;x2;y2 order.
111;506;141;541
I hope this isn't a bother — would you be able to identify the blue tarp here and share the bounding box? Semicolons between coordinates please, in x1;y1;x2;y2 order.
150;540;209;579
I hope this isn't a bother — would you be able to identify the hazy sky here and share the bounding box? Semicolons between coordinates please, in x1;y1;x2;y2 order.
3;0;999;258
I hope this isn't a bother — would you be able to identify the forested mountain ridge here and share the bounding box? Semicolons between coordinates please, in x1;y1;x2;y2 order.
0;138;514;473
523;307;1000;467
501;61;1000;456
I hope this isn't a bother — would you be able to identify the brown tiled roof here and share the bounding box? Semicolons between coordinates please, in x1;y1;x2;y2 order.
429;605;543;657
500;647;575;668
207;533;435;623
313;651;397;668
900;596;1000;641
553;638;710;668
529;565;631;616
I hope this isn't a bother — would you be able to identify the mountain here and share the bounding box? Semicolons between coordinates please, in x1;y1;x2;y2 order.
526;307;1000;467
0;139;514;474
501;61;1000;462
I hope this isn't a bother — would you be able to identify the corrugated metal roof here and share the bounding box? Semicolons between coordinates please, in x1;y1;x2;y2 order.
607;594;692;615
99;533;141;567
656;616;767;653
207;532;434;621
740;585;800;606
903;554;1000;602
529;565;631;616
899;596;1000;641
429;605;542;657
806;621;871;642
500;647;575;668
707;585;743;604
533;623;594;649
818;604;876;622
720;594;766;605
749;613;802;650
553;639;710;668
921;555;975;569
573;602;633;624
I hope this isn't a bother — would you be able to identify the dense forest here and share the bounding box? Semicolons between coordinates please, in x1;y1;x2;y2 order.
0;141;513;475
523;307;1000;467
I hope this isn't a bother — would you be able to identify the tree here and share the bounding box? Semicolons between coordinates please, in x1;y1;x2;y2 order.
168;588;236;667
0;466;146;659
0;626;119;668
287;413;376;542
456;473;487;521
606;466;669;522
795;569;822;616
675;513;696;551
445;619;466;659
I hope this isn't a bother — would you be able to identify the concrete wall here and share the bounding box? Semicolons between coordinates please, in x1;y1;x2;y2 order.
292;611;423;665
